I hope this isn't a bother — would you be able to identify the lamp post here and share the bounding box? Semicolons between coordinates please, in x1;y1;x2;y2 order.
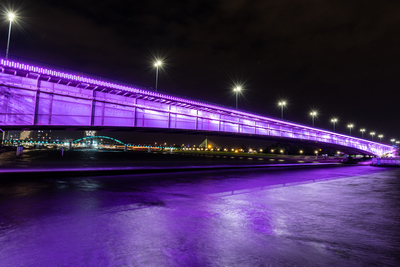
154;60;162;92
360;128;366;138
234;86;241;109
278;101;286;119
347;124;354;135
391;139;395;144
378;134;383;142
331;118;337;132
370;132;375;141
6;12;15;60
310;111;317;127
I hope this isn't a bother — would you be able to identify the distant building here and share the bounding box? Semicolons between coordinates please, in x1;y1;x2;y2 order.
4;131;21;140
85;131;96;137
20;131;31;140
36;130;52;142
20;130;52;142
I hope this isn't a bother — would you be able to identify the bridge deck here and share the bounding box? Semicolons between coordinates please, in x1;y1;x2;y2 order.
0;59;394;156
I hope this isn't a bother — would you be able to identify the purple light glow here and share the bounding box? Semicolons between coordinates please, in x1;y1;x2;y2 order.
0;59;394;156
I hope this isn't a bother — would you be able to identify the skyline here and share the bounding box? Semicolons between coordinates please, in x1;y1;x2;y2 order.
1;0;399;141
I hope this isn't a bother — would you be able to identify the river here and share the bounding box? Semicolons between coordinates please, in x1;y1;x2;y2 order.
0;150;399;266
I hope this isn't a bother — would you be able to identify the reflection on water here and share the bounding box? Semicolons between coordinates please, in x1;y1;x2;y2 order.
1;166;400;266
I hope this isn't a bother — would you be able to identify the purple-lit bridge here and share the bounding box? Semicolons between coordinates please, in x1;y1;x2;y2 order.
0;59;394;156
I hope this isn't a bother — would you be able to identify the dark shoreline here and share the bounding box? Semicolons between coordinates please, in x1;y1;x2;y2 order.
0;148;355;180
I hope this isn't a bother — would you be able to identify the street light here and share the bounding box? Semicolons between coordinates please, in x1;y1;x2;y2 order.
331;118;338;132
234;86;241;109
378;134;383;142
370;132;375;141
6;12;15;60
347;124;354;135
360;128;366;138
154;60;162;92
310;111;317;127
278;101;286;119
391;139;396;144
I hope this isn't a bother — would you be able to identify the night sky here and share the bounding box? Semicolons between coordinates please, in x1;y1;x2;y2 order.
2;0;400;144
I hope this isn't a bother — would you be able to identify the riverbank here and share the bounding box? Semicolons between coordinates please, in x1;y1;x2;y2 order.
0;148;347;178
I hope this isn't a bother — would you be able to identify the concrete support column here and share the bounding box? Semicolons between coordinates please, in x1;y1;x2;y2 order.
16;145;23;156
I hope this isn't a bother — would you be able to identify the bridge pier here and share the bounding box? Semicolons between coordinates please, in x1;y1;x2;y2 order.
16;145;23;156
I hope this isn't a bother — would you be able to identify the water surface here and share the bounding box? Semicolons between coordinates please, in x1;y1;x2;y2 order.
1;163;399;266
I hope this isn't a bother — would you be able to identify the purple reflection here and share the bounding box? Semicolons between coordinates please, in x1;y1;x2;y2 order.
0;166;399;265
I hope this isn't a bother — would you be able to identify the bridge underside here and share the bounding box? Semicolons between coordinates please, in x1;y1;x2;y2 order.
1;125;377;155
0;59;394;156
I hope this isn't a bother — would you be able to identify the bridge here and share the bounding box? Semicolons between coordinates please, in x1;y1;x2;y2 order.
72;135;125;145
0;59;394;156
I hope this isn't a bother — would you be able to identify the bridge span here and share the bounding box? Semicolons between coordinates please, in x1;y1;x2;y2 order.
0;59;394;156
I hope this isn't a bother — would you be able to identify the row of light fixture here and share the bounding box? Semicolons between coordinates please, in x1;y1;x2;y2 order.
4;12;395;145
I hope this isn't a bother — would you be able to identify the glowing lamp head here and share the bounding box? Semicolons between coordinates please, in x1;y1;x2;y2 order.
154;60;162;67
278;101;286;106
331;118;337;123
347;124;354;128
234;86;241;92
310;111;317;116
8;13;15;21
370;132;375;136
360;129;365;132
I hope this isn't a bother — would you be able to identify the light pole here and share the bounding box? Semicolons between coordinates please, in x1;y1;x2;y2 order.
234;86;241;109
347;124;354;135
278;101;286;119
391;139;395;144
370;132;375;141
6;12;15;60
310;111;317;127
331;118;337;132
378;134;383;142
154;60;162;92
360;128;366;138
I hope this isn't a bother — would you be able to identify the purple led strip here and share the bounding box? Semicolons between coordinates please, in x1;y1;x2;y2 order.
0;59;394;154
